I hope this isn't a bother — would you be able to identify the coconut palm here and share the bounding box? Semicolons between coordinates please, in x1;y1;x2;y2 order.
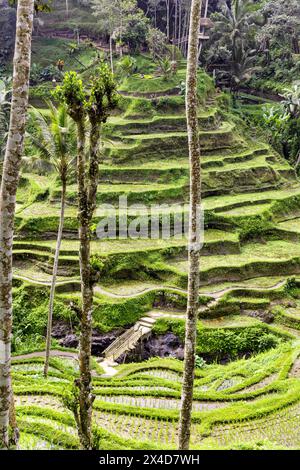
220;0;254;47
205;0;260;89
27;103;76;378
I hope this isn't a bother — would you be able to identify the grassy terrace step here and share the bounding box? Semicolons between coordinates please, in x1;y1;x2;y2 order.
278;218;300;234
224;296;271;310
98;153;286;185
204;186;300;213
13;264;80;284
199;276;289;294
52;180;189;205
51;163;293;205
99;144;270;172
13;249;78;266
118;76;181;95
104;122;239;162
105;109;220;134
120;93;186;119
208;402;300;449
117;66;213;95
119;123;234;142
12;230;240;283
200;315;261;329
13;229;239;258
58;276;285;298
202;151;268;169
165;240;300;286
15;184;300;236
11;344;300;449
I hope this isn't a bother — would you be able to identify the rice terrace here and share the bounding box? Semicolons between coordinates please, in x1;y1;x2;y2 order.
1;0;300;456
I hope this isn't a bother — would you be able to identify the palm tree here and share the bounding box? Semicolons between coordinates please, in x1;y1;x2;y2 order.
0;0;35;449
178;0;202;451
229;43;261;97
27;103;76;378
54;67;118;449
218;0;254;51
206;0;258;89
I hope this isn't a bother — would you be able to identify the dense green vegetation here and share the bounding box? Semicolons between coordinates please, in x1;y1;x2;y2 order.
1;0;300;452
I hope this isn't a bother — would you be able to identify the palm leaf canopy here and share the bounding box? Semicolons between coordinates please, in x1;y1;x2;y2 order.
28;102;77;179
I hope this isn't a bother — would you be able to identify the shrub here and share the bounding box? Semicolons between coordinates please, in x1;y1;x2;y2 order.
238;215;273;242
285;277;298;295
153;319;282;361
195;355;207;369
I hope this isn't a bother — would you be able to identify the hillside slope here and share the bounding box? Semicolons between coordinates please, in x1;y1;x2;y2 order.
11;59;300;449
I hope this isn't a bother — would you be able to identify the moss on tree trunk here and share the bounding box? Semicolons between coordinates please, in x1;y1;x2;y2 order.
178;0;202;451
0;0;34;448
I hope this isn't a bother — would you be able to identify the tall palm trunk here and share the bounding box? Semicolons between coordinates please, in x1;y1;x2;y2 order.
78;218;94;449
109;35;114;74
173;0;178;60
165;0;170;39
44;177;67;377
76;119;98;450
178;0;202;451
198;0;209;60
0;0;34;448
75;115;101;449
178;1;182;53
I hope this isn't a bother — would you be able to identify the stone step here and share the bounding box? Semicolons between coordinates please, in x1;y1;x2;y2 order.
138;317;156;326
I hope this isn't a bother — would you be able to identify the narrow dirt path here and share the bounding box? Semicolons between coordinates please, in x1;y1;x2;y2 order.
204;279;286;300
14;272;286;300
94;284;187;298
100;360;119;377
13;273;80;287
13;349;119;378
12;349;78;361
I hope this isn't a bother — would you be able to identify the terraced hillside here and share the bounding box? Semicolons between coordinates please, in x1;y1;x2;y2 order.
11;58;300;449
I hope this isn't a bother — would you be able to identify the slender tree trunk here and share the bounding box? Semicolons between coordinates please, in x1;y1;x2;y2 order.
76;119;90;450
76;118;98;450
119;8;123;58
109;35;114;74
165;0;170;39
0;0;34;449
198;0;209;60
9;396;19;448
178;1;182;52
66;0;69;18
292;35;300;54
180;12;186;54
173;0;178;60
78;218;93;450
178;0;202;451
44;177;67;378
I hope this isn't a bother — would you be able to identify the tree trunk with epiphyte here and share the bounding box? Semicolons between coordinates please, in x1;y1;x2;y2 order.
77;116;93;449
76;118;100;450
44;177;67;378
0;0;34;448
178;0;202;451
53;66;118;450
